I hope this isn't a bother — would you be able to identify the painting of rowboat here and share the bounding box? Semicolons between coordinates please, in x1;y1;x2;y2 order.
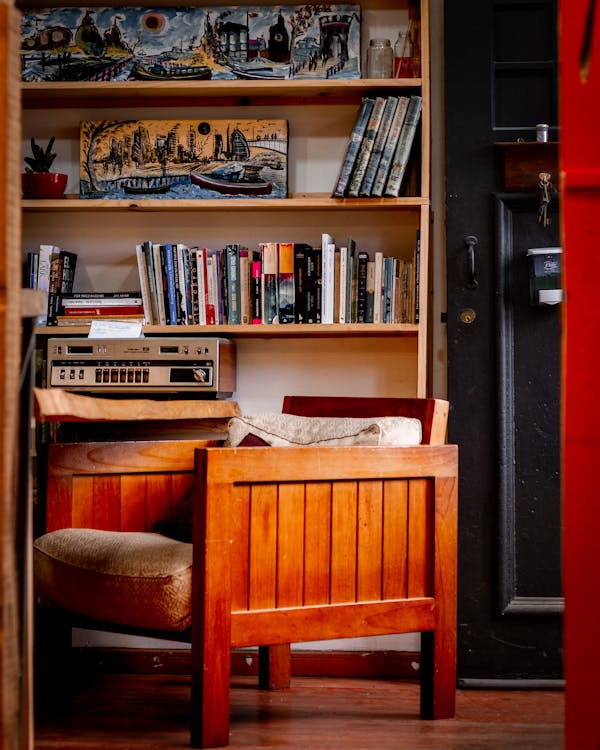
21;5;361;83
80;118;288;199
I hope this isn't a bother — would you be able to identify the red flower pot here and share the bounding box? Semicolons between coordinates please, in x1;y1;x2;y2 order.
22;172;68;199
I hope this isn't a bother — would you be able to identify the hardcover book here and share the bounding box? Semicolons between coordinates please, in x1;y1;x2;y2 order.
80;118;288;200
370;96;409;197
383;95;423;197
359;96;398;197
345;97;387;198
331;98;375;198
261;242;279;324
21;6;361;83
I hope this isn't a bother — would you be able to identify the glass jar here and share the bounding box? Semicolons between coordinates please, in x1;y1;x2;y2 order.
366;38;393;79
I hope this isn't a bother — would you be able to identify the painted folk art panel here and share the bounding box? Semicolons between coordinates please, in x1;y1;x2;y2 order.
21;5;361;82
80;119;288;199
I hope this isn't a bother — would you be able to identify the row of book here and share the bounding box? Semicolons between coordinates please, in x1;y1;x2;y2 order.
135;234;420;327
24;245;78;325
332;94;422;199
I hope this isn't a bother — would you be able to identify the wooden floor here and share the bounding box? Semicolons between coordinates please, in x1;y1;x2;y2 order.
34;674;564;749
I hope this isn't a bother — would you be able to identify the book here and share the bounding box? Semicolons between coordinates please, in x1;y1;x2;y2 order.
188;247;200;324
261;242;279;324
141;241;160;325
45;247;63;326
414;228;421;324
345;237;356;323
60;292;143;306
338;245;349;323
152;243;167;325
293;243;311;323
278;242;295;324
373;251;384;324
135;243;154;325
356;251;369;323
365;259;375;323
163;243;179;325
205;251;217;325
225;244;241;325
195;248;208;325
346;96;387;198
177;243;193;325
333;247;341;323
383;256;394;323
331;97;375;198
59;304;145;317
239;249;250;324
321;233;335;324
36;244;56;325
251;259;262;325
384;95;423;197
359;96;399;196
305;245;321;324
370;96;410;197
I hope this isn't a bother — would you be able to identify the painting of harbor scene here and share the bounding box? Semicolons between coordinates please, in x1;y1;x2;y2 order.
80;118;288;199
21;5;361;82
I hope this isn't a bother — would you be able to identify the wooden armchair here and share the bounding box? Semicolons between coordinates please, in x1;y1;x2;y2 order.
33;393;456;748
191;440;458;747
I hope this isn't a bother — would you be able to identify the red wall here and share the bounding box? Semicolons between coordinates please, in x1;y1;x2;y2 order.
560;2;600;748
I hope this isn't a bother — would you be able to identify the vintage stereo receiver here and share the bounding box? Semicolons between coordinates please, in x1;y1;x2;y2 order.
46;337;235;398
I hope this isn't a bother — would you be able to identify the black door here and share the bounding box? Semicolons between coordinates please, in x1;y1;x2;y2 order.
444;0;563;681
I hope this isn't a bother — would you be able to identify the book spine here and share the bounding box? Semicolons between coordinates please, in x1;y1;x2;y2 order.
331;98;375;198
365;259;375;323
293;243;310;323
177;243;193;325
359;96;399;197
321;233;335;324
384;95;423;197
205;252;217;325
36;244;55;325
261;242;279;324
346;96;387;198
333;247;341;323
59;251;77;294
194;248;206;325
251;260;262;325
45;248;63;326
162;243;178;324
356;251;369;323
61;305;145;316
152;243;167;325
240;249;250;324
373;251;384;324
278;242;295;324
338;246;348;324
383;256;394;323
345;238;355;323
414;228;421;324
305;246;321;324
142;241;159;325
225;244;241;325
135;244;154;325
370;96;410;198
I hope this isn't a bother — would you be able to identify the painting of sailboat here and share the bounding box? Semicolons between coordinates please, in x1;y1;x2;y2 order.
21;5;361;83
80;118;288;199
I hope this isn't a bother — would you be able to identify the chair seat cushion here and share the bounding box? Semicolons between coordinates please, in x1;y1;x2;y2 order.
33;529;192;631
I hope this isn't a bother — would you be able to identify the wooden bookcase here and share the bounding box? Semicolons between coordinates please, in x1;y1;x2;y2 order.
20;0;431;406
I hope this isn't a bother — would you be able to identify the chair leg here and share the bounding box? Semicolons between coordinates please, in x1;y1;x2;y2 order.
419;630;456;719
258;644;291;689
34;605;72;718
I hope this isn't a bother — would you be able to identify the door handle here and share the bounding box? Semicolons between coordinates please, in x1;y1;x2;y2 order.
464;235;479;289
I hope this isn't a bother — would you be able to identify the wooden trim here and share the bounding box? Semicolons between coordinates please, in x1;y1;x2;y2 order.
70;647;422;680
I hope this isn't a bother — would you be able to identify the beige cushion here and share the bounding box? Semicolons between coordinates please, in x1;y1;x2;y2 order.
33;529;192;632
225;413;422;448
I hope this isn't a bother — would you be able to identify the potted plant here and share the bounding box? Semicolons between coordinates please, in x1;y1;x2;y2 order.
22;137;68;199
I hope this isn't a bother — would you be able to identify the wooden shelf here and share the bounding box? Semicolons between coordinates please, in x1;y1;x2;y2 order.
22;78;423;109
22;195;427;212
35;323;419;339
